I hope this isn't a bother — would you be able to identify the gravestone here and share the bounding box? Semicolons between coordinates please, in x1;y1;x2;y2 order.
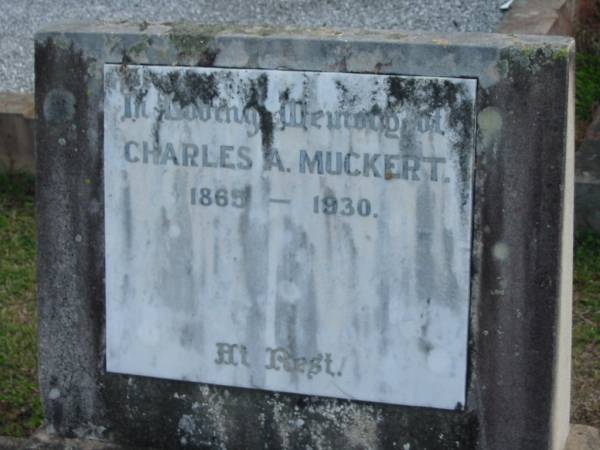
35;23;574;450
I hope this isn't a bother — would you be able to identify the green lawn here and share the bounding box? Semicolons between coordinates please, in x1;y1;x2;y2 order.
0;172;42;437
576;53;600;142
572;232;600;428
576;53;600;125
575;0;600;142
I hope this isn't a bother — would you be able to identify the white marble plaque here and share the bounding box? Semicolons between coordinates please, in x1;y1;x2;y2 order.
104;64;476;410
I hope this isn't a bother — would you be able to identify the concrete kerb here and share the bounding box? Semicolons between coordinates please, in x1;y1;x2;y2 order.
497;0;577;36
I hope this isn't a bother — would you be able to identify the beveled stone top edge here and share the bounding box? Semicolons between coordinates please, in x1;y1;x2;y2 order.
34;21;574;51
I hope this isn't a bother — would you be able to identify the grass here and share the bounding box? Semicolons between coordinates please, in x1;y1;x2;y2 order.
575;0;600;142
0;172;42;437
571;6;600;427
576;53;600;125
572;232;600;428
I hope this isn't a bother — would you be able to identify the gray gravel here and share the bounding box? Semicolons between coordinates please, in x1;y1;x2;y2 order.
0;0;506;93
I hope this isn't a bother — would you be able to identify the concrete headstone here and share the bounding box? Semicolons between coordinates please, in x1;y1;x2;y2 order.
35;23;574;450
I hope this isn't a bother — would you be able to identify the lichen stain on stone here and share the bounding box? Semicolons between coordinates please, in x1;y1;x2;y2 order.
334;80;357;109
501;45;569;76
431;38;449;48
43;88;76;124
267;395;383;449
49;36;72;51
244;73;274;156
278;86;291;109
343;407;382;449
492;242;510;261
496;59;510;80
478;107;503;150
117;64;139;86
386;76;475;211
148;70;219;108
447;95;475;213
167;25;222;66
550;46;570;61
173;385;230;448
309;401;382;449
115;66;151;113
386;77;461;112
122;35;153;62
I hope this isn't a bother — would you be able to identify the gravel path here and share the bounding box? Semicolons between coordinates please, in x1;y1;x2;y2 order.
0;0;506;93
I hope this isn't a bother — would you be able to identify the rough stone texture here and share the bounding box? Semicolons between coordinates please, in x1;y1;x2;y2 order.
5;423;596;450
1;0;506;93
20;431;155;450
497;0;577;35
0;436;25;450
564;425;600;450
35;23;574;450
576;107;600;233
0;92;35;172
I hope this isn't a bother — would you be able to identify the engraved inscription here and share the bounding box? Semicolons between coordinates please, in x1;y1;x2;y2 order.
104;64;476;410
214;343;341;379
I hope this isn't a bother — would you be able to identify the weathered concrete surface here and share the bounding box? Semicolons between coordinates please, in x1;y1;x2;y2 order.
4;423;597;449
35;23;575;450
497;0;577;35
0;92;34;172
20;431;155;449
0;436;24;450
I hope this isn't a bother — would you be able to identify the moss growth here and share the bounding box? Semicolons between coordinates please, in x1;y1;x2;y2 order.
431;39;449;47
498;44;571;76
243;73;273;152
167;24;226;64
169;32;212;57
127;36;151;56
551;47;570;61
148;70;219;107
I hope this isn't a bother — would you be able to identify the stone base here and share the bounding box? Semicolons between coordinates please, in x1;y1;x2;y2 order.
0;431;154;450
1;424;598;450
